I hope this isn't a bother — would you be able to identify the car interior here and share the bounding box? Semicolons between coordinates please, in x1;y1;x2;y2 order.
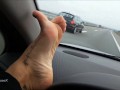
1;0;120;90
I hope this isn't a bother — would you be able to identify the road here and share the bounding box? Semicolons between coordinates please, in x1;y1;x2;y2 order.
61;26;120;56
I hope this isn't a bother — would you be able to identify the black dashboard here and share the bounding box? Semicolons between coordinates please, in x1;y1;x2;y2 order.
1;45;120;89
52;45;120;90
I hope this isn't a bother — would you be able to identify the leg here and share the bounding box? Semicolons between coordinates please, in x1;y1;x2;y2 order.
6;11;66;90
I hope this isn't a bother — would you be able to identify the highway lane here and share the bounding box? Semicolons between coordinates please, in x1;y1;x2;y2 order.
61;26;120;56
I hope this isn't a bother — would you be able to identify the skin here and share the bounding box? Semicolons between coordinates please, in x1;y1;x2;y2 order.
6;10;66;90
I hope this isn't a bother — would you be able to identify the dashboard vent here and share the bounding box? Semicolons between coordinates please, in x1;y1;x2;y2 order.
63;50;89;58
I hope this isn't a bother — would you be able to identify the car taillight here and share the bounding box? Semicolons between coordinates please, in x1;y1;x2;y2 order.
71;20;75;24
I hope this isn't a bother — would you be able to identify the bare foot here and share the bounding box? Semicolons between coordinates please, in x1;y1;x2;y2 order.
6;11;66;90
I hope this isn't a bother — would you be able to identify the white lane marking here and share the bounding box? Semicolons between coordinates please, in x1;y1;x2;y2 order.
82;31;87;33
95;30;98;31
111;31;120;52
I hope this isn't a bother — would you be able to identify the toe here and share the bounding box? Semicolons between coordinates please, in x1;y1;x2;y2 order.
33;10;48;30
51;16;66;32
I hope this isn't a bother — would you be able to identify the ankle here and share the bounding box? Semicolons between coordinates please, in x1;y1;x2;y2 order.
6;60;29;88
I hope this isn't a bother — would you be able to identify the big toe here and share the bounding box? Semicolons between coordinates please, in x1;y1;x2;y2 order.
33;10;48;29
51;16;67;32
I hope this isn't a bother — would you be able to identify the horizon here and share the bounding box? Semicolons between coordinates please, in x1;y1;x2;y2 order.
37;0;120;30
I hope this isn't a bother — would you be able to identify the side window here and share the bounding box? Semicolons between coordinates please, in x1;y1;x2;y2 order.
61;13;66;16
69;15;73;19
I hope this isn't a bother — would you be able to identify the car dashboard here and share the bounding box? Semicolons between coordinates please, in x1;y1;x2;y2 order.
53;44;120;90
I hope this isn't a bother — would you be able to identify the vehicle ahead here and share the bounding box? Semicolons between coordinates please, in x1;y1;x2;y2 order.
59;12;84;34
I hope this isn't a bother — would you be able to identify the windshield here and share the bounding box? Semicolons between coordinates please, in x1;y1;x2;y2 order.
36;0;120;57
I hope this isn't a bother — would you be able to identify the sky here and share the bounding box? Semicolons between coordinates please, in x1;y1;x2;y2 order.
37;0;120;30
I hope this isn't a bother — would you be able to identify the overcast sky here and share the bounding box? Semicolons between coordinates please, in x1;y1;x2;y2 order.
37;0;120;30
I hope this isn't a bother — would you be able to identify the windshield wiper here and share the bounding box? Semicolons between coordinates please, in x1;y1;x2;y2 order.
60;43;120;61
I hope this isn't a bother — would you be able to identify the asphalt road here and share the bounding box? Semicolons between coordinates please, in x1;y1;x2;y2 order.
61;26;120;56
